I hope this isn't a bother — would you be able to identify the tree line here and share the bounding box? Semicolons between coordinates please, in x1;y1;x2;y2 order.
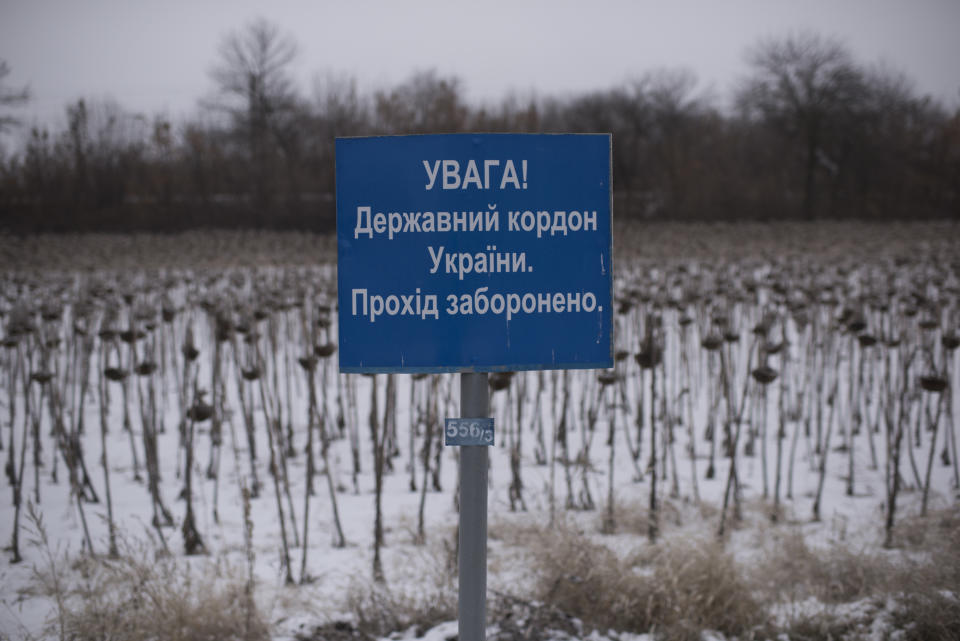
0;20;957;232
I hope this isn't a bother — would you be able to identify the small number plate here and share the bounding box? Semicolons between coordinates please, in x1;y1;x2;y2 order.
444;418;495;446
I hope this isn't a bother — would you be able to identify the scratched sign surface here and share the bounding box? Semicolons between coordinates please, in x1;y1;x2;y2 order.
336;133;612;373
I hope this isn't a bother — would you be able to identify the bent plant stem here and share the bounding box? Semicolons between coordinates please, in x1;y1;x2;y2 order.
602;381;617;534
136;351;173;532
718;338;755;538
47;374;95;556
905;390;925;489
649;364;658;543
70;332;98;500
97;365;119;557
320;360;346;548
665;361;680;499
548;371;560;525
9;348;26;562
864;347;880;470
119;342;141;482
884;349;911;547
11;389;29;563
179;352;205;555
812;343;841;522
370;374;387;583
408;376;419;492
232;336;260;496
300;364;317;583
578;376;597;511
617;374;644;481
680;324;699;503
946;351;959;490
559;370;575;512
207;334;223;524
34;383;45;505
259;331;300;547
4;347;17;481
416;375;438;544
705;352;719;480
510;375;528;511
256;367;294;584
533;371;547;465
847;335;859;497
343;373;360;494
787;323;814;499
921;391;945;516
772;347;787;521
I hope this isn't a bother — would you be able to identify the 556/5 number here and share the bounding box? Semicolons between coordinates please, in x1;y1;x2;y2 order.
444;418;494;446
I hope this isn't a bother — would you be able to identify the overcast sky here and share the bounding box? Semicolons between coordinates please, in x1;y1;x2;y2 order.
2;0;959;133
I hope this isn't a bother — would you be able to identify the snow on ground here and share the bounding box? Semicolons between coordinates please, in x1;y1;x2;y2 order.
1;268;958;640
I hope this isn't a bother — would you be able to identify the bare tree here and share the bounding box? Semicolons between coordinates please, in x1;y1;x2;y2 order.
643;69;708;217
208;18;300;208
374;70;467;134
63;98;148;210
737;32;866;219
559;69;710;218
312;72;369;136
310;72;370;193
0;60;29;133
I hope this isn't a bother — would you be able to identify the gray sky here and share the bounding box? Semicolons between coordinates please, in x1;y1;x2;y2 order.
2;0;959;133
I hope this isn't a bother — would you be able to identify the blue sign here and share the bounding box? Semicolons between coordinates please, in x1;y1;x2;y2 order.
445;418;495;447
336;133;612;373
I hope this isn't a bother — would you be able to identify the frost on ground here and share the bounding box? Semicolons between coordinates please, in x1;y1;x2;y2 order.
1;224;959;640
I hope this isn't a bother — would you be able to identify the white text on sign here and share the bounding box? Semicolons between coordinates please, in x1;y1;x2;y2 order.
444;418;495;446
423;160;527;190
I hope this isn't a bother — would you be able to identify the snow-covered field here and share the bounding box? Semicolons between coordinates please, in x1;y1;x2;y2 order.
1;223;958;640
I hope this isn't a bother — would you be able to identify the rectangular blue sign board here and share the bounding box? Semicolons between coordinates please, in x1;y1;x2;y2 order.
445;418;495;447
336;133;612;373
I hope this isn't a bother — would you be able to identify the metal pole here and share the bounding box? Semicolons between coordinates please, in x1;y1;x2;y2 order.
459;372;489;641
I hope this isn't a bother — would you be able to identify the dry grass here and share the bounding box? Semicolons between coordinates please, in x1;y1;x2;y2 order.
603;496;690;536
756;508;960;603
888;505;960;553
342;548;457;638
884;507;960;641
24;508;267;641
891;590;960;641
30;551;268;641
521;523;762;640
752;528;891;604
771;612;865;641
487;593;581;641
343;580;457;638
752;508;960;641
505;507;960;641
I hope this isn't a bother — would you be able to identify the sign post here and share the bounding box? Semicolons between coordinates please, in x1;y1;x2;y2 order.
458;372;489;641
336;133;612;641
